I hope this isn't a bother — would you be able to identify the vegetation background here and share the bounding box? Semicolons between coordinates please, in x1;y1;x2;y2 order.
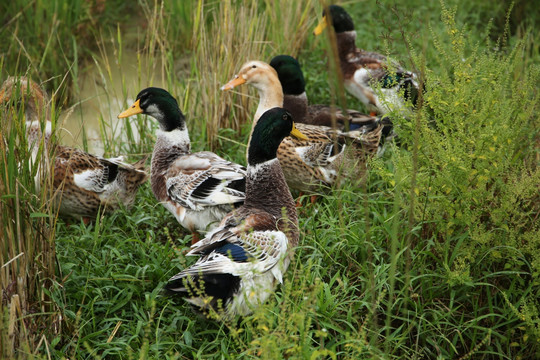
1;0;539;358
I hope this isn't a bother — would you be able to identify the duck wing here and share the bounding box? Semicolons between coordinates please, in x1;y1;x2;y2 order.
170;209;287;282
165;151;246;211
55;147;123;193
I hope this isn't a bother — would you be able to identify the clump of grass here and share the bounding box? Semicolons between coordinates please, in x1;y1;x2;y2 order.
370;1;540;357
186;0;315;148
0;78;62;358
1;0;130;102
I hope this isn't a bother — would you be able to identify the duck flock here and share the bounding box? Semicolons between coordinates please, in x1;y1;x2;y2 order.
1;5;419;320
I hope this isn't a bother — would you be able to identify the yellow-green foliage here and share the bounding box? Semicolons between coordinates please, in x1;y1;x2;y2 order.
386;2;539;239
374;1;540;336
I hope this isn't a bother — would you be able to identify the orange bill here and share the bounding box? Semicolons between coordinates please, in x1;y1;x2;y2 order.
118;99;143;118
220;76;246;91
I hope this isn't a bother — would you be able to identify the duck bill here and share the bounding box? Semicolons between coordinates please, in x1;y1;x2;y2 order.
313;16;328;36
290;123;308;140
220;76;246;91
118;99;143;118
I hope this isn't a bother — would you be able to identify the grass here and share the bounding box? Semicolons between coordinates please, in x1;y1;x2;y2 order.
1;0;539;358
0;83;61;357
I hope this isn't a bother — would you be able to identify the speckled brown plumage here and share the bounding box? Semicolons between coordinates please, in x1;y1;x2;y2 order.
222;60;383;192
1;76;149;220
277;122;381;191
52;146;148;218
283;94;378;130
0;76;49;121
242;159;298;245
315;5;419;115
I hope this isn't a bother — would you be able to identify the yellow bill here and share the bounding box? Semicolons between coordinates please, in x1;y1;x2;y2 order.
290;123;309;141
118;99;143;118
220;76;246;91
313;15;328;36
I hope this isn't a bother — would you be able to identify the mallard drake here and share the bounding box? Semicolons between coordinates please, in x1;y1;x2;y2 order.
269;54;395;150
165;107;305;319
0;76;149;221
269;54;382;131
118;87;246;243
313;4;419;116
221;60;384;192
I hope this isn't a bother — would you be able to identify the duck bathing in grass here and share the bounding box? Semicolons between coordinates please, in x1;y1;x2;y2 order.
269;54;390;132
165;107;306;320
118;87;246;244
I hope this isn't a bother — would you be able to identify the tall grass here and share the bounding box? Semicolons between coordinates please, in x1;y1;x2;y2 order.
185;0;316;147
0;0;130;101
0;81;62;358
1;0;539;358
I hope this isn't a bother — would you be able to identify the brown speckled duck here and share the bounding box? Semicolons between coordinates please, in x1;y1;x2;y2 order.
0;76;149;221
314;5;419;116
165;107;304;319
221;60;383;192
118;87;246;243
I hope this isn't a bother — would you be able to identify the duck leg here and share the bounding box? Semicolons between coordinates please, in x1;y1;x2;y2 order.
295;192;305;208
191;232;201;245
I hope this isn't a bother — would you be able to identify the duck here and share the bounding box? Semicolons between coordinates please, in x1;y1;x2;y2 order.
313;4;419;116
269;54;395;149
269;54;383;131
221;60;384;193
118;87;246;243
0;76;149;222
165;107;305;320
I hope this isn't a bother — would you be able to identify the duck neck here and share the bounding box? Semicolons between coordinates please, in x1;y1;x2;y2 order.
283;93;308;124
247;77;284;160
336;30;359;62
152;127;190;165
245;158;299;246
253;76;284;122
26;120;53;154
151;128;191;199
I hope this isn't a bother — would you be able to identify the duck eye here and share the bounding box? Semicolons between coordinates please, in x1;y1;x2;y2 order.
252;65;257;69
282;114;288;121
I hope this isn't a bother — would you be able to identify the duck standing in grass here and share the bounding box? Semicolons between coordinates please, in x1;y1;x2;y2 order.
118;87;246;243
221;60;383;193
269;54;385;131
270;54;394;150
165;107;306;319
0;76;149;222
313;4;419;116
